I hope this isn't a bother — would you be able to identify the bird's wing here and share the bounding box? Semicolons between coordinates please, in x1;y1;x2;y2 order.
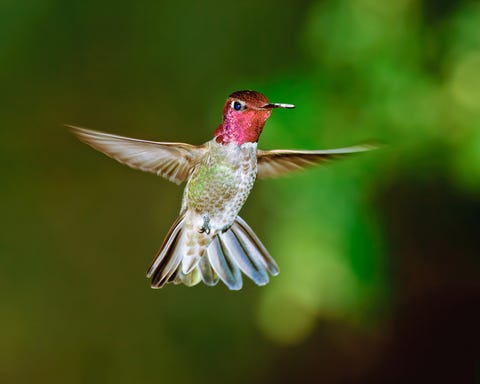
69;125;207;184
256;144;377;179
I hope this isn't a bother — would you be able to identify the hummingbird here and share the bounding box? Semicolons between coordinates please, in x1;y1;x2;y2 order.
70;90;375;290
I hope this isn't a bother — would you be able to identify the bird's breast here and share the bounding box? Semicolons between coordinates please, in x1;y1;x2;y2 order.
182;141;257;229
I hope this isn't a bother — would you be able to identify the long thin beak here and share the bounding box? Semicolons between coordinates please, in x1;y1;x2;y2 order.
262;103;296;109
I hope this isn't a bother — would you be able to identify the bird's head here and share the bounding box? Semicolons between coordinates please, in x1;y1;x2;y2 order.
214;90;295;145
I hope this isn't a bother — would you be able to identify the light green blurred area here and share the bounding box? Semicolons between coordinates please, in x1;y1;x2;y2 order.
1;0;479;383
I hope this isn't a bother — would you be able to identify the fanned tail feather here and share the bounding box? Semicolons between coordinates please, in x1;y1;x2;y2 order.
147;214;186;288
233;216;279;276
146;215;279;290
198;256;219;286
206;235;243;290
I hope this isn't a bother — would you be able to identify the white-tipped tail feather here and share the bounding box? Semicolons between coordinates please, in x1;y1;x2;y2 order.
147;216;279;290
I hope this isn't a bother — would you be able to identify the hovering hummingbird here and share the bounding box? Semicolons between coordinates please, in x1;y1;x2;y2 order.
70;90;374;290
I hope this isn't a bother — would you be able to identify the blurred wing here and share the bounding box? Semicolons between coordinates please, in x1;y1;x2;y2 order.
256;144;377;179
69;125;207;184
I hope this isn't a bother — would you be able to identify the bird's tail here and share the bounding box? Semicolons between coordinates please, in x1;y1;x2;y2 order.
146;215;279;290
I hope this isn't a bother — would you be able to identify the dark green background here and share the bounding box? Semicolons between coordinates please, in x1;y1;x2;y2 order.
1;0;479;383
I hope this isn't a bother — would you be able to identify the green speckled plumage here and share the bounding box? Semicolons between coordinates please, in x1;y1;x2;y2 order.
183;140;256;221
176;140;258;276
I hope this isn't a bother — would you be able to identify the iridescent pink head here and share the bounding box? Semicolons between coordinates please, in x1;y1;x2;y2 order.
214;90;295;145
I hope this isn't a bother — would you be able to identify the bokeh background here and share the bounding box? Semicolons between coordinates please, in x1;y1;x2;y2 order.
1;0;479;383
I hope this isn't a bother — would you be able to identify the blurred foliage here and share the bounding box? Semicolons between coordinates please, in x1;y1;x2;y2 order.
259;0;480;344
0;0;479;383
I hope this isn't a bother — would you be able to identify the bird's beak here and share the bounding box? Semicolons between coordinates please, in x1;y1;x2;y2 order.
261;103;296;109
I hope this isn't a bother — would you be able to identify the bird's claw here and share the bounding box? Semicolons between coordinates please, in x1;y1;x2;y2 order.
199;215;211;235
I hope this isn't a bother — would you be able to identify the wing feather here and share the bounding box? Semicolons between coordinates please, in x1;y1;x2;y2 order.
256;144;377;179
69;125;207;184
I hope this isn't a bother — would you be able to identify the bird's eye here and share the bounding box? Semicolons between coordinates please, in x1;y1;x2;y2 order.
231;100;246;111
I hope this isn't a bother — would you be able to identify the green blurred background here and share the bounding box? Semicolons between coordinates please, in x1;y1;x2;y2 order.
1;0;479;383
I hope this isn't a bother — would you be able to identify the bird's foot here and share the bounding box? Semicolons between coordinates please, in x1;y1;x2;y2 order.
199;215;211;235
